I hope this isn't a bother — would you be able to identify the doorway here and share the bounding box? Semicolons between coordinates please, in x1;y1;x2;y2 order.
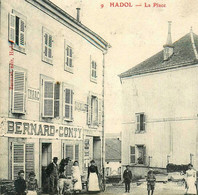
41;143;52;193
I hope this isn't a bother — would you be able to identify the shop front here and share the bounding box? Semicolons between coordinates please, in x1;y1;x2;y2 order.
0;117;83;190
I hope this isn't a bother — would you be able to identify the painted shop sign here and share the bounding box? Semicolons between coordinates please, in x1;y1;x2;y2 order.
75;101;87;112
0;118;82;140
28;88;40;102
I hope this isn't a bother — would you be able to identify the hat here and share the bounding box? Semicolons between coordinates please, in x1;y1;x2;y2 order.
53;157;58;160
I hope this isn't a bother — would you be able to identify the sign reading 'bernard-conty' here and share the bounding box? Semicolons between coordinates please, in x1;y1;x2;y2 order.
0;118;82;140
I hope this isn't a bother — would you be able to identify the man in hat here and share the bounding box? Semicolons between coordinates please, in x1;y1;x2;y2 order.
123;165;132;193
46;157;59;195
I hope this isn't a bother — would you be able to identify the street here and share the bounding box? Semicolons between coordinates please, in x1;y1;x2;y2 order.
74;182;186;195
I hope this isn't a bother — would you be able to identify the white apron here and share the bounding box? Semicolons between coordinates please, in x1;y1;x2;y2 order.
88;172;100;192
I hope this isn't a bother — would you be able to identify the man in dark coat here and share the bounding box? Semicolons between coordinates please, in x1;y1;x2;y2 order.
14;170;26;195
46;157;59;195
123;165;132;193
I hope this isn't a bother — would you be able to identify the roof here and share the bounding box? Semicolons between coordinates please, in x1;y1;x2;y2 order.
105;138;121;162
119;32;198;78
25;0;110;51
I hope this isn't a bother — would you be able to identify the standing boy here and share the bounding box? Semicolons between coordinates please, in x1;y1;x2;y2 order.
14;170;27;195
123;165;132;193
147;169;156;195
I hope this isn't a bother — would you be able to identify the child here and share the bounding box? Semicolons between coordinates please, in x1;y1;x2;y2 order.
26;171;38;195
123;165;132;193
14;170;27;195
147;169;156;195
72;161;82;193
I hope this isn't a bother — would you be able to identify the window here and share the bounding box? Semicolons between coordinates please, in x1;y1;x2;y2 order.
42;27;53;64
64;144;79;176
42;79;54;118
130;146;136;164
90;58;97;83
12;69;26;114
136;113;146;132
11;142;34;180
8;11;26;53
87;94;102;127
64;41;73;73
63;88;74;121
54;83;60;118
137;145;146;165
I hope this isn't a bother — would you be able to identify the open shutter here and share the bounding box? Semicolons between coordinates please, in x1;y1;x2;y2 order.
143;114;146;131
130;146;136;164
136;114;140;131
64;88;70;119
25;143;34;179
143;146;146;165
75;144;79;161
19;18;26;48
12;70;26;114
54;83;60;118
87;95;91;125
98;98;102;125
43;80;54;117
71;90;74;120
12;143;25;180
8;13;16;43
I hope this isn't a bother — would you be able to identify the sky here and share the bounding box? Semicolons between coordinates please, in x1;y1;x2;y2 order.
52;0;198;133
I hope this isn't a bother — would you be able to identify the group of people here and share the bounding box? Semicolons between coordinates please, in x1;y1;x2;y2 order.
14;170;38;195
123;163;197;195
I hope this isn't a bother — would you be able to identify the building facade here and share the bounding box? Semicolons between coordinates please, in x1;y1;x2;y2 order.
119;23;198;174
0;0;110;189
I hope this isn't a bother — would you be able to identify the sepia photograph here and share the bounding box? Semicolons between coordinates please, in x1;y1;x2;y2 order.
1;0;198;194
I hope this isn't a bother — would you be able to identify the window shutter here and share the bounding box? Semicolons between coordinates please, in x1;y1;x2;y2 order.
25;143;34;179
143;146;146;165
19;18;26;48
87;95;91;125
71;90;74;119
64;88;71;119
65;145;74;176
48;35;53;58
12;70;26;114
75;144;79;161
130;146;136;164
95;97;98;125
43;80;54;117
136;114;140;131
143;114;146;131
12;143;25;180
9;13;16;43
44;33;48;57
54;83;60;118
98;98;102;125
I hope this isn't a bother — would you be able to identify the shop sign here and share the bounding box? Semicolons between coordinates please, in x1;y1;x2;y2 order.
28;88;39;102
0;118;83;140
75;101;87;112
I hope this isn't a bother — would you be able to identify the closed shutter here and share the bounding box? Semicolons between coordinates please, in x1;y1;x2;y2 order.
130;146;136;164
75;144;79;161
8;13;16;43
136;114;140;131
25;143;34;179
48;35;53;58
12;143;25;180
12;70;26;114
98;98;102;125
54;83;60;118
19;18;26;48
64;88;73;120
94;97;98;125
87;95;91;125
65;145;74;176
43;80;54;117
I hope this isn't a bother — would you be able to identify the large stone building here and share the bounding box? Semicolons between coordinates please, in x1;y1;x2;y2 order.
119;23;198;174
0;0;110;189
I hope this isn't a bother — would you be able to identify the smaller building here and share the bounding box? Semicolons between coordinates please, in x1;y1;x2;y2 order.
105;137;121;177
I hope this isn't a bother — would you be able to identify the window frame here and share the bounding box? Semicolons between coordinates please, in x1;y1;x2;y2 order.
42;27;53;65
8;10;27;54
64;40;74;73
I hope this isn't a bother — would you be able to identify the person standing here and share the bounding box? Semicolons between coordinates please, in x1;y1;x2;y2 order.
147;169;156;195
87;160;100;192
14;170;27;195
26;171;38;195
123;165;132;193
185;163;197;195
72;161;82;193
46;157;59;195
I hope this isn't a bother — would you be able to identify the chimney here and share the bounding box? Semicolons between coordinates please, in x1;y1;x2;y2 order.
76;8;80;22
163;21;174;61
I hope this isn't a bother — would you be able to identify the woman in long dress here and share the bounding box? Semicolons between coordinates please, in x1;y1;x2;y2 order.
87;160;100;192
72;161;82;193
185;164;197;195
